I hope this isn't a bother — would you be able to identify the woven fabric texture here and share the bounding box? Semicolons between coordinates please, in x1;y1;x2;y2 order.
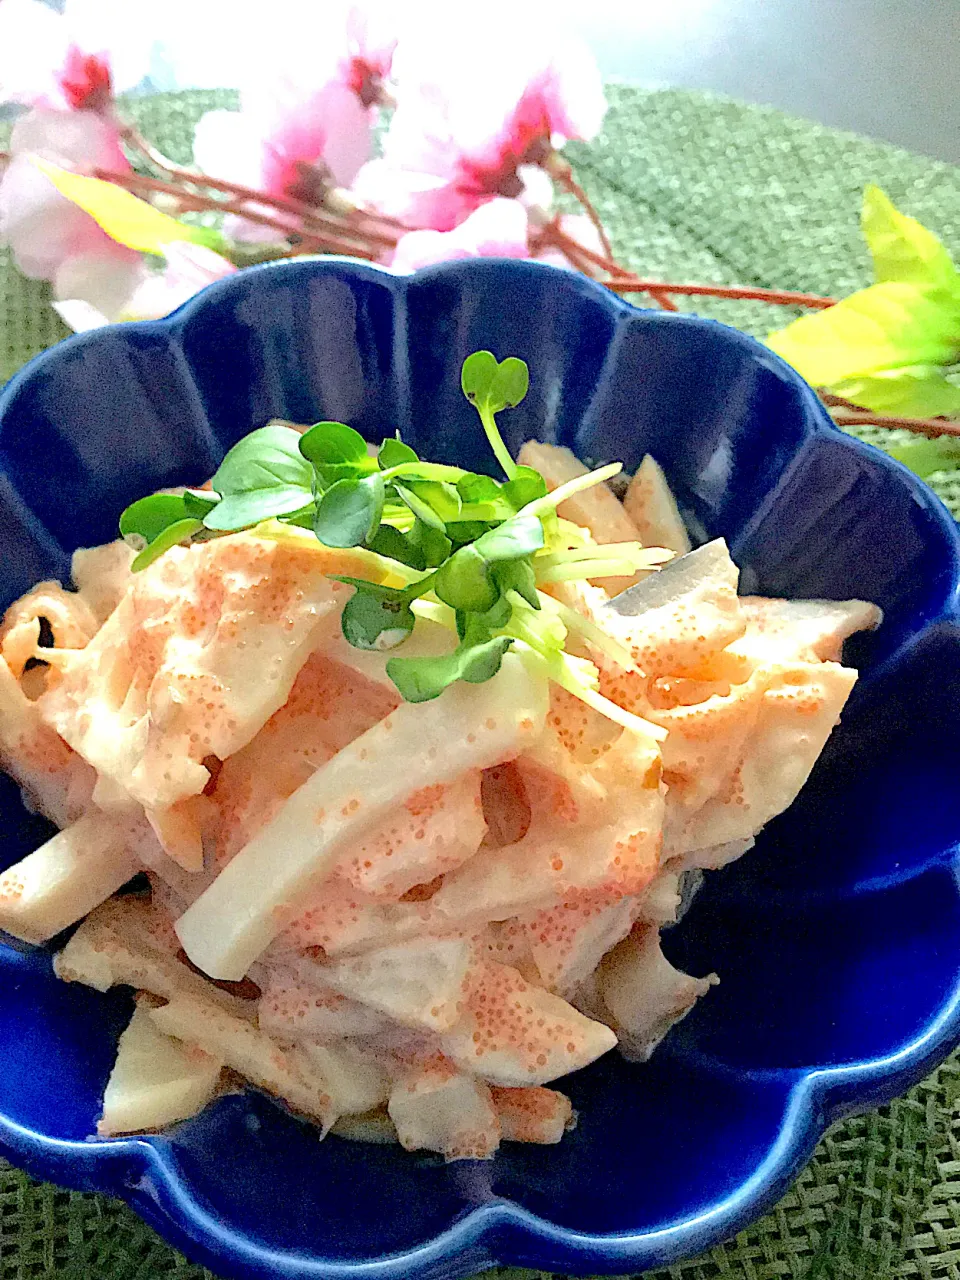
1;86;959;1280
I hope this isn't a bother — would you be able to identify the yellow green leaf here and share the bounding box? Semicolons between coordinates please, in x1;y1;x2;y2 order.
862;185;958;291
883;434;960;480
31;158;213;256
831;367;960;418
767;281;960;386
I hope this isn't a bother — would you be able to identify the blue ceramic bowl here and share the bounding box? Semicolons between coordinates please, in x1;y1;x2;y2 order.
2;258;960;1280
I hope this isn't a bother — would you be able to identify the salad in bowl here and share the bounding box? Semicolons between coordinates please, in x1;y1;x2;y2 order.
0;347;880;1159
0;257;958;1280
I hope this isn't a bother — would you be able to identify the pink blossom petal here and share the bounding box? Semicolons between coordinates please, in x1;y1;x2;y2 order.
195;81;371;208
0;108;135;279
0;0;67;107
261;81;371;193
122;243;236;320
353;156;471;232
0;0;150;110
53;249;146;314
52;298;113;332
390;198;529;272
53;241;236;330
363;21;603;233
342;0;397;106
62;0;153;96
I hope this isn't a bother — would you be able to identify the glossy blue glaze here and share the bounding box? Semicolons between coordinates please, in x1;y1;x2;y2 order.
1;258;959;1280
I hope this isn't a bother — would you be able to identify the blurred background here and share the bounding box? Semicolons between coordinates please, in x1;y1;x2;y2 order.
140;0;960;162
562;0;959;162
16;0;960;161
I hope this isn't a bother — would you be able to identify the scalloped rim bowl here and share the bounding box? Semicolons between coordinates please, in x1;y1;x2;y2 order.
1;258;960;1280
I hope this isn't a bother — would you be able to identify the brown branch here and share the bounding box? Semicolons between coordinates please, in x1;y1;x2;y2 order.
607;279;836;309
828;407;960;439
93;167;381;260
118;121;402;246
533;220;679;311
553;167;614;262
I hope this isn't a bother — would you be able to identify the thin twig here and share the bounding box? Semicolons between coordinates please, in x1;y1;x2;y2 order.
607;279;837;309
119;120;403;244
554;168;614;262
829;407;960;439
533;221;679;310
94;167;380;259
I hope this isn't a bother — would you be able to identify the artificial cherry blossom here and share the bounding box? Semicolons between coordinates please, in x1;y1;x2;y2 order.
390;197;529;272
354;26;605;232
0;0;151;113
0;108;137;280
53;242;237;332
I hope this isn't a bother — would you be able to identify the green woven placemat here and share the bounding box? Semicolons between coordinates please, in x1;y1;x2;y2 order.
2;86;960;1280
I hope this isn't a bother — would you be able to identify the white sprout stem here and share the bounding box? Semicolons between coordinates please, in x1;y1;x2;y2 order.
520;462;623;519
537;592;636;671
479;406;519;480
567;677;668;742
535;542;674;568
411;598;459;631
536;560;650;583
521;646;666;742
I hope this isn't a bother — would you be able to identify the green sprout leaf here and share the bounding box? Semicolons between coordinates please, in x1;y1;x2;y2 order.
434;544;501;612
131;518;203;571
386;635;514;702
502;465;547;510
460;351;499;405
377;436;419;469
461;352;529;413
368;523;425;569
456;473;501;504
400;479;461;523
489;357;529;411
314;473;386;548
460;351;529;478
393;479;463;531
473;514;544;561
183;489;220;518
202;487;313;532
120;493;191;547
456;597;513;642
212;425;313;496
335;580;417;651
409;519;453;567
433;514;543;612
299;421;370;469
494;558;540;608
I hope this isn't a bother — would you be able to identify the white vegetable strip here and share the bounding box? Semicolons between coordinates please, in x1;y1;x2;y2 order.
387;1060;501;1160
0;811;138;944
313;937;476;1033
175;654;549;980
55;896;250;1014
150;995;339;1130
623;455;692;557
98;1002;223;1136
437;959;616;1086
0;655;93;826
598;927;717;1062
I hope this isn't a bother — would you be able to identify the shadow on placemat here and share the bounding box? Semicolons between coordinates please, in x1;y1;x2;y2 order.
2;84;960;1280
